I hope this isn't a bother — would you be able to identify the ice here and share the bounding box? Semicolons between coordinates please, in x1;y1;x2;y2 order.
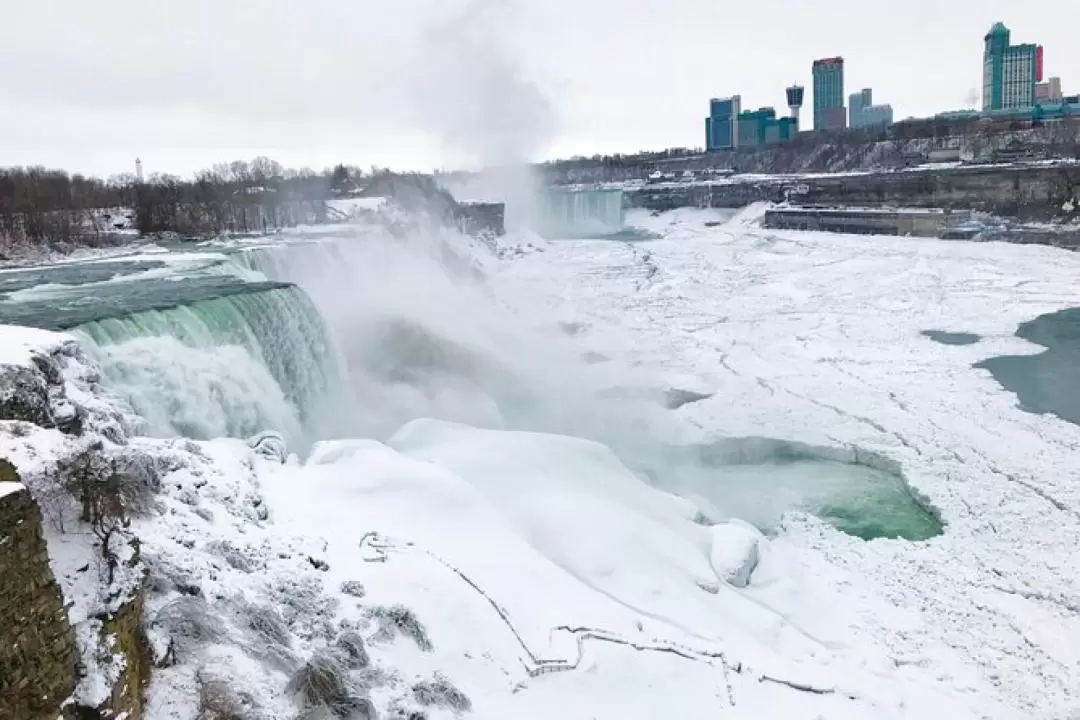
500;207;1080;717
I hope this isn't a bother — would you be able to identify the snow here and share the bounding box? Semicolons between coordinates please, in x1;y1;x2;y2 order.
0;324;72;367
708;521;761;588
260;423;976;719
0;481;24;499
326;196;389;220
3;206;1080;718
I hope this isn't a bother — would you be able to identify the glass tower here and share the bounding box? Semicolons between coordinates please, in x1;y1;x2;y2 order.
812;58;846;131
983;23;1041;111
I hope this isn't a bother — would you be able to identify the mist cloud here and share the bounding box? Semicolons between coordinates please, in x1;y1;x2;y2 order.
399;0;556;167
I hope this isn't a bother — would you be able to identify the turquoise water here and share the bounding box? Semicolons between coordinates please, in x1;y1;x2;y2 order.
658;439;943;541
0;259;168;294
977;307;1080;427
922;330;981;346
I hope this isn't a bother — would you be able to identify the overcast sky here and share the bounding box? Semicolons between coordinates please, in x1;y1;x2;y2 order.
1;0;1075;178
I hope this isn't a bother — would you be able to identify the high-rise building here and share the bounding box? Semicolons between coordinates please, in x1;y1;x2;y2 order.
983;22;1042;111
848;88;894;128
1036;77;1063;102
705;96;742;151
812;57;846;131
736;108;798;148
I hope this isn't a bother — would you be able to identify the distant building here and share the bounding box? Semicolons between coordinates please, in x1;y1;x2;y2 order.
849;88;894;128
736;108;797;148
1036;77;1063;102
705;96;742;151
983;22;1042;111
813;57;846;131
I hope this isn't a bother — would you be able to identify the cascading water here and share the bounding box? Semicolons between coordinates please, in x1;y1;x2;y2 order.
532;189;626;238
235;220;671;450
74;286;345;449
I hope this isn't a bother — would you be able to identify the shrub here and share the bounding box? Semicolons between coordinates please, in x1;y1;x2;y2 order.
334;631;369;669
367;605;432;651
339;581;366;599
197;679;247;720
411;673;471;712
152;597;226;655
287;654;374;719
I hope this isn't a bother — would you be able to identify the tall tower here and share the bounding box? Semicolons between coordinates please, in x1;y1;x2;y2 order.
812;57;846;131
135;157;144;183
983;22;1039;111
786;85;805;125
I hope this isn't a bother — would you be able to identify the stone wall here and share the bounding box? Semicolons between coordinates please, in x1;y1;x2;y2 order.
0;459;80;720
628;164;1080;221
763;208;952;237
98;589;152;720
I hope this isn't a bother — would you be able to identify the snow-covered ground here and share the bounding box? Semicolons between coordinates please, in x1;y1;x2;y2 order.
3;205;1080;719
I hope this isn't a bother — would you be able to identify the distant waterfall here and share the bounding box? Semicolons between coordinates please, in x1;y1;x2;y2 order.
534;189;626;238
75;286;344;448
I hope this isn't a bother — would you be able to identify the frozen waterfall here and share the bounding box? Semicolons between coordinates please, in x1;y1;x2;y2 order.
532;189;627;239
75;286;345;448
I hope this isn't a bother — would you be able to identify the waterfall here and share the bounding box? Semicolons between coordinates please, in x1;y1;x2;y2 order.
75;286;345;448
233;226;671;453
533;189;626;238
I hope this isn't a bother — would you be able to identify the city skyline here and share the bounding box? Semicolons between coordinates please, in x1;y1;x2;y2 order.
707;18;1074;150
0;0;1077;177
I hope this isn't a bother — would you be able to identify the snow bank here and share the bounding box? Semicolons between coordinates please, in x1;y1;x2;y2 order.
387;420;720;610
0;481;24;499
0;324;72;368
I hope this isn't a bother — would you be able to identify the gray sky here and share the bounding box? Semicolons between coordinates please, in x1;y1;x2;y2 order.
0;0;1075;177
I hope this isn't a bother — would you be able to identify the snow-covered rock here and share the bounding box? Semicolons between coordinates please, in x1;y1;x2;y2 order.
247;430;288;463
0;326;81;431
708;521;763;588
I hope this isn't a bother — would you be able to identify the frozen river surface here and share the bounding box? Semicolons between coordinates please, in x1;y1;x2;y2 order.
500;206;1080;718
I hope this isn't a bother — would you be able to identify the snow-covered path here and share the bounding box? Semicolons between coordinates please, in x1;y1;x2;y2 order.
501;207;1080;718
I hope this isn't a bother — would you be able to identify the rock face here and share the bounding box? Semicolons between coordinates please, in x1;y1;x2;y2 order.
0;364;54;426
0;350;82;434
0;461;80;719
628;164;1080;222
96;588;153;720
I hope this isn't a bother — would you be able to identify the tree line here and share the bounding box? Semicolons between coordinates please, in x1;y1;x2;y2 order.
0;158;365;258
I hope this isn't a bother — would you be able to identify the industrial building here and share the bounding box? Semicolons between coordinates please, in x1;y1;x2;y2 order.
813;57;846;131
982;22;1042;111
849;88;894;128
